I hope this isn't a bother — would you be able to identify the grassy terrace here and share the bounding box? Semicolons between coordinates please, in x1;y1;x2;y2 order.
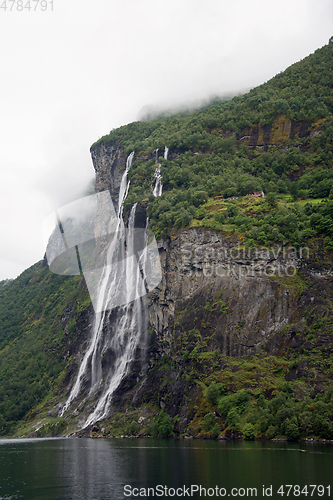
156;191;332;256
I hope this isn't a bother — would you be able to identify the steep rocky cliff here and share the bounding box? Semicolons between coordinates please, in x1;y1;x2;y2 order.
1;137;332;439
3;42;333;438
66;140;333;437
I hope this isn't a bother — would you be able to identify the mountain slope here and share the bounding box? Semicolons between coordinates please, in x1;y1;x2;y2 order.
0;261;92;435
92;42;333;248
0;41;333;439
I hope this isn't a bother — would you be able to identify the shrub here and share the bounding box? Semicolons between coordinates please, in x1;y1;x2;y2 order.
217;395;236;417
266;192;277;208
266;425;278;439
227;204;238;217
190;347;198;361
205;382;225;405
214;212;226;224
284;416;300;441
202;412;215;432
148;410;174;437
125;421;140;436
243;423;256;440
235;389;251;413
157;410;174;437
227;408;240;431
212;423;221;438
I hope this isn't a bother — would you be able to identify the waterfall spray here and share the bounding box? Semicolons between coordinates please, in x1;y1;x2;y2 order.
59;152;149;428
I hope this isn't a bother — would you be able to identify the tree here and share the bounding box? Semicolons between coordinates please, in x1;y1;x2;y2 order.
192;191;208;207
227;408;240;431
202;413;215;431
290;183;298;200
266;192;277;208
227;204;238;217
284;417;300;441
243;423;256;440
205;382;224;405
212;423;221;438
155;410;174;437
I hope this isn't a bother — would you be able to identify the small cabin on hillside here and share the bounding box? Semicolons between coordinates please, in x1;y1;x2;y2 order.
254;191;265;198
246;191;265;198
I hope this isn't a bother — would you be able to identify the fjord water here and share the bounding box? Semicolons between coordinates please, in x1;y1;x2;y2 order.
0;438;332;500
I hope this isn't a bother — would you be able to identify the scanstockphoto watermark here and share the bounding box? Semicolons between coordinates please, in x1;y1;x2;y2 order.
123;484;259;497
181;244;310;279
42;191;162;313
123;484;331;497
0;0;54;11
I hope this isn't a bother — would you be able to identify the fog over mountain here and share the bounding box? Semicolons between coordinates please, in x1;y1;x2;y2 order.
0;0;332;280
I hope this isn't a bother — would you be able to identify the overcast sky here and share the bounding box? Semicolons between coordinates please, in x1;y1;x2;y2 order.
0;0;332;281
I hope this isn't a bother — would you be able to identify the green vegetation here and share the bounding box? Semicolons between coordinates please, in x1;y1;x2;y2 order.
35;419;68;437
147;409;175;437
168;271;333;441
205;381;225;405
92;42;333;152
71;407;178;439
0;262;90;436
203;384;333;441
1;42;333;439
187;196;333;250
91;42;333;251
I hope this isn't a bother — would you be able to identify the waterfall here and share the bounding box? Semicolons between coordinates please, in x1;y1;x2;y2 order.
84;203;147;427
153;165;162;197
59;152;148;428
153;146;168;197
118;151;134;217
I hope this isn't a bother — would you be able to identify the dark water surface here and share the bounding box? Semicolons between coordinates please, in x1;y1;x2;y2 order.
0;438;332;499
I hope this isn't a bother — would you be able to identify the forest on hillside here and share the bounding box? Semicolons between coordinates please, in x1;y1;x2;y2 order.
0;42;333;438
92;42;333;250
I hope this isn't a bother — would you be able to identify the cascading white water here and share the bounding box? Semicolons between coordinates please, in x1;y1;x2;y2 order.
60;152;148;428
152;146;168;197
84;203;147;427
153;165;162;197
118;151;134;217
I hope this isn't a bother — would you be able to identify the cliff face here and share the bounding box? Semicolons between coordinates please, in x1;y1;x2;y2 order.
6;135;331;439
235;116;321;151
149;228;301;359
128;228;333;431
91;140;128;208
85;140;333;433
